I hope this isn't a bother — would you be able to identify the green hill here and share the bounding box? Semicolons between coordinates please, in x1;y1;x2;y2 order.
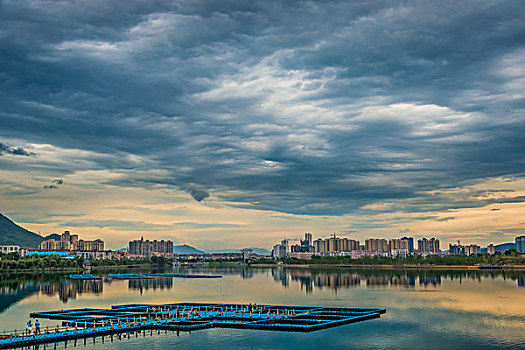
0;213;57;248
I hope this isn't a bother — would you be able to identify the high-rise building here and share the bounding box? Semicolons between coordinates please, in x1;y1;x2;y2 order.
401;237;414;252
449;243;464;255
128;237;173;257
313;239;325;253
516;236;525;254
61;231;71;242
272;240;290;259
326;234;341;252
390;239;409;250
40;239;71;251
365;239;389;252
487;244;496;255
417;238;440;254
465;244;481;256
40;231;105;252
297;233;314;252
304;233;313;246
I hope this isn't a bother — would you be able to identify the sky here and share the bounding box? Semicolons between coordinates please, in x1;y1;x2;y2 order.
1;0;525;250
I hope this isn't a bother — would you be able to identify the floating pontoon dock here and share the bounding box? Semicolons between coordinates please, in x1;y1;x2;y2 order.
69;274;101;280
0;303;385;349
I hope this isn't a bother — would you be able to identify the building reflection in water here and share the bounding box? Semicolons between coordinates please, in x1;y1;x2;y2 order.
128;276;173;294
272;269;289;288
39;280;103;303
172;266;524;292
268;268;467;293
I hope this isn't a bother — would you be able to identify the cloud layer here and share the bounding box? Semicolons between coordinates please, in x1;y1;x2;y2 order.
1;0;524;247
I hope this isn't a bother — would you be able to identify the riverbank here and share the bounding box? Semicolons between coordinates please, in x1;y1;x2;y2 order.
0;263;156;274
249;263;525;270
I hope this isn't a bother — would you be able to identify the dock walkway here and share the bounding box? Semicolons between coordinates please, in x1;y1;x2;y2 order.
0;303;386;349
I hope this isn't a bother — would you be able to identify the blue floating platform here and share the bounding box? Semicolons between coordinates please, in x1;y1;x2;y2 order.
0;303;385;349
69;274;101;280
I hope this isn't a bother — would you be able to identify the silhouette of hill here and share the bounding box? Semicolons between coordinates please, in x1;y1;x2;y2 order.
173;244;205;255
0;213;57;248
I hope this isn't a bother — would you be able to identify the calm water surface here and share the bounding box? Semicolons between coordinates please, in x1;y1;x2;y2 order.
0;267;524;349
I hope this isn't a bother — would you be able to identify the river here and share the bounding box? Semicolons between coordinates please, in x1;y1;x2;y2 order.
0;267;524;349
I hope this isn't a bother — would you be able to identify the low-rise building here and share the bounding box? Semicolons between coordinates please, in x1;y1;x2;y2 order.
390;248;409;258
289;252;315;260
0;245;28;256
351;250;383;259
73;250;114;260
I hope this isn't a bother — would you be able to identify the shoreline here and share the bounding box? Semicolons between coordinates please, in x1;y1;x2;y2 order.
249;263;525;270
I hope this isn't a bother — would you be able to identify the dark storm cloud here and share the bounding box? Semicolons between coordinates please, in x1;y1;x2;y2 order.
1;0;524;215
0;142;35;157
187;186;210;202
52;179;64;184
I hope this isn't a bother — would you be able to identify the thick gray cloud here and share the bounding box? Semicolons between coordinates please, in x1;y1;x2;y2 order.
0;142;35;157
187;186;210;202
1;0;524;216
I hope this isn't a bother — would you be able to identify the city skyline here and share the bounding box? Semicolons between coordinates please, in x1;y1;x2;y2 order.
1;0;525;250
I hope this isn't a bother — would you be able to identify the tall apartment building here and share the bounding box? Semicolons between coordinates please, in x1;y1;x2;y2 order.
486;244;496;255
75;239;104;251
365;239;389;252
417;238;440;254
272;239;290;259
465;244;481;256
128;237;174;257
389;239;409;250
313;239;325;253
40;231;104;252
304;233;313;246
291;233;314;252
449;243;463;255
340;238;360;252
516;236;525;254
40;239;71;251
401;237;414;252
319;234;360;253
325;235;340;252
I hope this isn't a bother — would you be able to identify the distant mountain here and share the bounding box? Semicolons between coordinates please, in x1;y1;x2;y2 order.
44;233;61;241
207;247;271;256
0;213;54;248
495;242;516;252
173;244;205;255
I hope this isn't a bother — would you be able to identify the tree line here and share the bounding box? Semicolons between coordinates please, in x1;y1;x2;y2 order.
253;249;525;266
